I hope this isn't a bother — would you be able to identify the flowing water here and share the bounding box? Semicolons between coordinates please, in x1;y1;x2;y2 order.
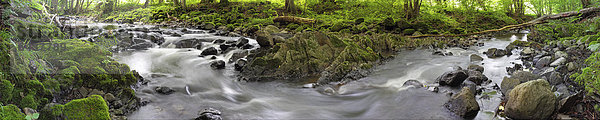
70;21;528;119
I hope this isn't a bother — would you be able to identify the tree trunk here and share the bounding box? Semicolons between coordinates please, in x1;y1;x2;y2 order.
285;0;296;13
409;6;600;38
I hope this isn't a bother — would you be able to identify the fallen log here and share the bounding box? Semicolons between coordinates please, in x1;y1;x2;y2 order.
273;16;315;24
408;7;600;38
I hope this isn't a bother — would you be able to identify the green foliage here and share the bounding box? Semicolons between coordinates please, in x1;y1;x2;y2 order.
572;52;600;94
63;95;110;120
0;104;25;119
24;113;39;120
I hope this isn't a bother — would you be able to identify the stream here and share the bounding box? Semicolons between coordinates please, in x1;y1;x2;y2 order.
69;21;528;119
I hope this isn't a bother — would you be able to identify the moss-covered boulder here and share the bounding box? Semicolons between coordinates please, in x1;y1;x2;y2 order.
0;104;25;119
63;95;110;120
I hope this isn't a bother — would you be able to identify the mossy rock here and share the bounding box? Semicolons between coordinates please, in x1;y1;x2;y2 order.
19;92;40;109
0;79;14;104
0;104;25;119
330;22;350;32
63;95;110;120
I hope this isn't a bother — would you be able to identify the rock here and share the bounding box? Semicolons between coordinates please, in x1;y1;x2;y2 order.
255;31;273;47
511;71;540;83
229;50;248;62
219;44;231;52
241;44;253;49
402;80;423;88
174;38;204;49
547;72;563;85
264;25;280;34
129;42;155;50
550;57;566;67
201;23;215;30
445;87;480;118
506;64;522;75
146;33;165;45
555;51;568;58
236;37;249;47
210;60;226;69
213;39;226;44
201;47;218;56
558;92;583;113
427;86;439;93
470;54;484;62
234;59;247;71
23;107;37;116
437;70;468;87
505;79;556;119
466;70;488;85
155;86;175;95
534;56;552;68
500;77;520;96
567;62;576;71
521;47;535;55
533;67;554;77
133;27;149;32
484;48;507;58
467;64;484;73
104;93;116;102
196;108;222;120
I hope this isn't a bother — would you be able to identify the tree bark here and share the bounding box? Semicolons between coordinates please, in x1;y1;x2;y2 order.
408;6;600;38
285;0;296;13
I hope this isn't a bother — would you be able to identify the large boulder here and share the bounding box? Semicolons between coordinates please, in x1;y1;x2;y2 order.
445;87;480;118
437;70;468;87
505;79;556;119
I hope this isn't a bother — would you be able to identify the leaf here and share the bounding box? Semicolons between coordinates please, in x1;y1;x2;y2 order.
589;43;600;52
33;113;40;119
25;115;32;120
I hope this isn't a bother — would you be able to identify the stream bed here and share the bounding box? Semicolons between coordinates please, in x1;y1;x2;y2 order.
98;24;529;119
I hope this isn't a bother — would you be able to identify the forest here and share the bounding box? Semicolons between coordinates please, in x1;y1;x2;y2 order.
1;0;600;119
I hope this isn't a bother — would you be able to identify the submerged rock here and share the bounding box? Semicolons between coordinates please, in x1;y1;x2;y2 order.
445;87;480;118
437;70;468;87
196;108;222;120
505;79;556;119
210;60;226;69
155;86;175;95
402;80;424;88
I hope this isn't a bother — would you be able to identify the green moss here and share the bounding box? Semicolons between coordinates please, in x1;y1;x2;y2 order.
0;104;25;119
0;79;14;104
19;92;39;109
402;29;416;35
63;95;110;120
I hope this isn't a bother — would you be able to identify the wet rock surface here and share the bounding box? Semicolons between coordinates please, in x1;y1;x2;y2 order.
505;79;556;119
437;70;468;87
445;87;480;118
